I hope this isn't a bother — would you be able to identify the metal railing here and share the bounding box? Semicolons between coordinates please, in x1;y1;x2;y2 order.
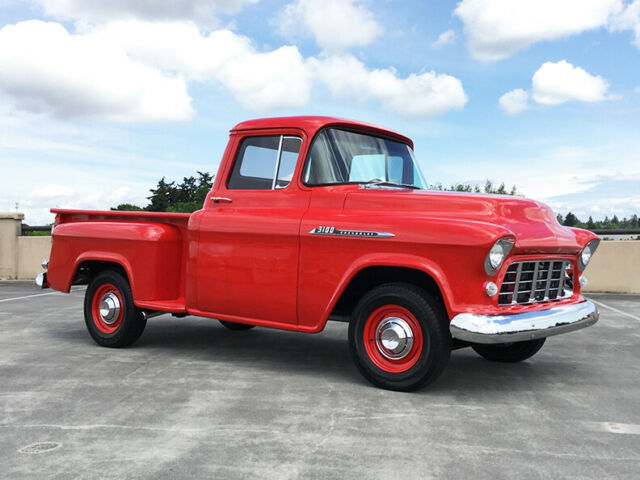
21;225;52;235
590;229;640;235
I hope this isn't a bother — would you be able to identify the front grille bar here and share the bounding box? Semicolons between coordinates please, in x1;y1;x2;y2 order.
499;260;573;306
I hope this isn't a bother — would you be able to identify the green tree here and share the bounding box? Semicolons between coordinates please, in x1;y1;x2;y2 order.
147;177;178;212
563;212;580;227
111;203;144;211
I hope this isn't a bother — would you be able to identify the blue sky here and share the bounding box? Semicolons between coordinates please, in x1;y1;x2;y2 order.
0;0;639;224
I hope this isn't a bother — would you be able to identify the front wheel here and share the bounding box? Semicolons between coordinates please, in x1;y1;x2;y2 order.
348;283;451;391
471;338;546;363
84;270;146;348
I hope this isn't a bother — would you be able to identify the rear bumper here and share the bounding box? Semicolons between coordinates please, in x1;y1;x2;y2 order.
450;300;598;344
35;272;49;289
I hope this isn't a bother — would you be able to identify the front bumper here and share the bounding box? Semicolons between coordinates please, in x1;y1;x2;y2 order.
450;300;598;344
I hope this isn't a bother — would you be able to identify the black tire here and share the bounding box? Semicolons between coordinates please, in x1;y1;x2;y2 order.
219;320;255;331
471;338;545;363
83;270;146;348
348;283;451;391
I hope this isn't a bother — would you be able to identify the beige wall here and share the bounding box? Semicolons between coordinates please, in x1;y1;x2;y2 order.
0;213;24;280
17;236;52;280
583;241;640;294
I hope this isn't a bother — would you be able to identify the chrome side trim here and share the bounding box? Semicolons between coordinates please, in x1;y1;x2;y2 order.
309;227;394;238
450;300;598;344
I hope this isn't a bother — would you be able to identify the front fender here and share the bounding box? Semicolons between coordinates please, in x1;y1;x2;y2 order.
310;253;454;332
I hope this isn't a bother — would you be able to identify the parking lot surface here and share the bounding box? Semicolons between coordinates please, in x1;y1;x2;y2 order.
1;281;639;479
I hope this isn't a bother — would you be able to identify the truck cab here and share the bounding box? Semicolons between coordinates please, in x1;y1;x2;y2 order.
38;116;600;391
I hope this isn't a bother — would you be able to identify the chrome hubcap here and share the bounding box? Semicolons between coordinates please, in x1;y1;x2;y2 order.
375;317;414;360
99;292;121;324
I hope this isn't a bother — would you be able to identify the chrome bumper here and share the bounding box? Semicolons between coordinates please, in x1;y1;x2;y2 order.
35;272;49;289
450;300;598;344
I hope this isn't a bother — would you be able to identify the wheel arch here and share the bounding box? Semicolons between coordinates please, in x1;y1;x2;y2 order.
71;253;135;293
325;255;453;325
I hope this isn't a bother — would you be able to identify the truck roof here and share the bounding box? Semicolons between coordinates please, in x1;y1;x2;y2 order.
230;116;413;148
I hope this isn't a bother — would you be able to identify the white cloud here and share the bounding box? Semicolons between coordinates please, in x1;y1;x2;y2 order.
0;20;194;122
31;0;258;26
0;19;466;122
95;21;312;111
609;0;640;47
498;61;611;114
499;89;530;115
31;184;74;198
311;55;468;117
432;30;456;48
276;0;383;51
454;0;624;61
532;60;611;105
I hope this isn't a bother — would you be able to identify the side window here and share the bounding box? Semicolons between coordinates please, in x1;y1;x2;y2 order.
227;135;302;190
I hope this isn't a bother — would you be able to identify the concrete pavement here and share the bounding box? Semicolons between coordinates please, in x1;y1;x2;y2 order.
1;281;639;479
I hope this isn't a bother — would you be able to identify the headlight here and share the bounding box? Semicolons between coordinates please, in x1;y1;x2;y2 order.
578;239;599;270
484;237;515;275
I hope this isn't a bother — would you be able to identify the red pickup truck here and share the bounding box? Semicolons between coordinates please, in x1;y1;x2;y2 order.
37;116;600;391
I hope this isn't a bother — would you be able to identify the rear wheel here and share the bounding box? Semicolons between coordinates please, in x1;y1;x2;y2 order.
219;320;255;331
84;270;146;348
472;338;545;363
349;283;451;391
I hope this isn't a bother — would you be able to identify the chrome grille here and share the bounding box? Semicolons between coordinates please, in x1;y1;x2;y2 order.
499;260;572;305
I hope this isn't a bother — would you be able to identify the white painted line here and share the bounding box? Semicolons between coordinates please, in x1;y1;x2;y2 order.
0;287;85;304
0;292;62;303
589;298;640;323
584;422;640;435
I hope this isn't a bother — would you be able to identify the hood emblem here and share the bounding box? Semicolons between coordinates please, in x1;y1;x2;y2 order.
310;226;394;238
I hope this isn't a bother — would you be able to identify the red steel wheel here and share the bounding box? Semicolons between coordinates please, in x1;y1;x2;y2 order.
84;270;146;347
363;305;424;373
349;283;451;391
91;283;124;334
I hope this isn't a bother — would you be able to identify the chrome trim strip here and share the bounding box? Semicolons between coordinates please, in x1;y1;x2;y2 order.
450;300;598;344
309;227;394;238
271;134;284;190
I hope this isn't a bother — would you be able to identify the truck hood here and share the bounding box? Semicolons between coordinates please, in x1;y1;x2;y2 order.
343;189;583;253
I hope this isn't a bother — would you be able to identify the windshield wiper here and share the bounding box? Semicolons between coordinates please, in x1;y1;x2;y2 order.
361;179;421;190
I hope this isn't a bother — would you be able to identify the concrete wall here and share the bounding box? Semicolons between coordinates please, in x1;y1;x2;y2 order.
0;213;52;280
583;241;640;294
17;236;52;280
0;213;24;279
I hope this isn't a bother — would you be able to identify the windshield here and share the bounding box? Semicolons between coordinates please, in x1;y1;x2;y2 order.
302;128;427;189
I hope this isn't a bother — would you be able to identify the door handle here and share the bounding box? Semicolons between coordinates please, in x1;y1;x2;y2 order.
211;196;233;203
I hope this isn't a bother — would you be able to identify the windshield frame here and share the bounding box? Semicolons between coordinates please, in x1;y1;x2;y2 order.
300;127;426;189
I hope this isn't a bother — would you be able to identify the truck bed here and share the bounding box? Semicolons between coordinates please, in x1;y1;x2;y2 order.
49;209;193;313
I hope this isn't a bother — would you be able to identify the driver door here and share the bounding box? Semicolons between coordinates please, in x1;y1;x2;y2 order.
195;132;310;327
